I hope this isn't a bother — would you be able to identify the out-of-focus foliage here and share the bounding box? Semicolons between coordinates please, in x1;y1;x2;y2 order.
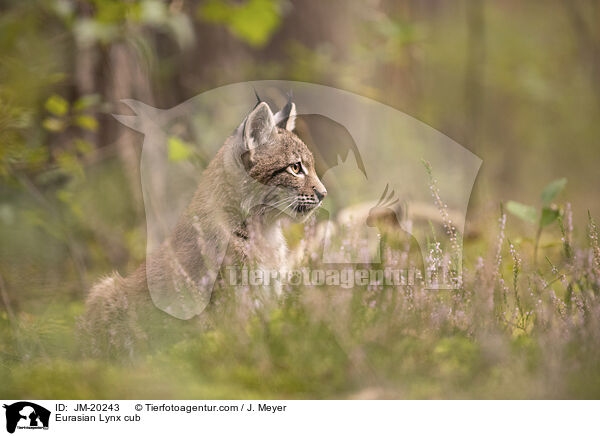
199;0;283;47
56;0;194;48
167;136;195;162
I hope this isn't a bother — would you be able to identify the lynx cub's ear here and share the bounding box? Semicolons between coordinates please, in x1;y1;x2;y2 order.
244;102;276;152
273;98;296;131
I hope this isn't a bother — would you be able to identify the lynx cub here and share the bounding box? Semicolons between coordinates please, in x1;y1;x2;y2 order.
82;98;327;356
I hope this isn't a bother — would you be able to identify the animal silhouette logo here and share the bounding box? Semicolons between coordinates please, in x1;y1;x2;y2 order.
366;184;425;273
366;183;400;228
3;402;50;433
115;80;481;317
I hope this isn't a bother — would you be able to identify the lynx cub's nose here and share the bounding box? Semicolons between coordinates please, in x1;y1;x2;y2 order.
314;187;327;201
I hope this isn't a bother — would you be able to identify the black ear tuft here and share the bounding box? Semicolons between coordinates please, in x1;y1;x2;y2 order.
273;96;297;131
253;88;262;108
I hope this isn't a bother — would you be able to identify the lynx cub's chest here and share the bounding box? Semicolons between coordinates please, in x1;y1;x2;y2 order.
249;222;288;295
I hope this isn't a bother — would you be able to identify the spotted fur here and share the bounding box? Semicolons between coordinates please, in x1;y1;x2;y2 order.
82;100;326;357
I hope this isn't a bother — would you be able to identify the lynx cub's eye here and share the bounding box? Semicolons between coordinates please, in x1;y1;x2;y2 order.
289;162;302;175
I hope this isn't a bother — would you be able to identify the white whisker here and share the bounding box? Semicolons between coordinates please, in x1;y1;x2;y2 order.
277;199;298;217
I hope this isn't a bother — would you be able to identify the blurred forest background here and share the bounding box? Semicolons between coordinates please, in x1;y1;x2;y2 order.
1;0;600;398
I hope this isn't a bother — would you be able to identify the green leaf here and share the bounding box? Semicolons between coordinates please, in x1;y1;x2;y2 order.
42;117;65;132
199;0;282;47
421;158;433;176
73;94;100;112
540;207;560;227
74;138;93;155
168;136;194;162
56;188;83;219
541;178;566;206
56;151;84;181
506;201;538;224
45;95;69;116
75;115;98;131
